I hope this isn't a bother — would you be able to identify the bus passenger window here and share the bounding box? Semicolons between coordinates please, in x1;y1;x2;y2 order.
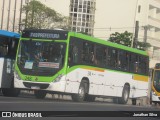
118;51;129;71
134;62;139;73
72;46;78;63
82;42;94;64
69;41;79;66
0;45;8;57
94;45;105;67
110;49;117;68
130;54;138;73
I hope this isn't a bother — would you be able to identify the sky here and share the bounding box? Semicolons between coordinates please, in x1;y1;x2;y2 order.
0;0;138;39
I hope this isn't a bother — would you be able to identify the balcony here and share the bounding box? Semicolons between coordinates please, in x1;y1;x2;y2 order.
149;0;160;9
148;16;160;28
147;36;160;47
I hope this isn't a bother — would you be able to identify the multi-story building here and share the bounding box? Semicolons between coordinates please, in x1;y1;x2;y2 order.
69;0;96;36
147;0;160;67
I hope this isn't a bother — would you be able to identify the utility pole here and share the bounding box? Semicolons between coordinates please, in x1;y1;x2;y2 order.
133;21;139;48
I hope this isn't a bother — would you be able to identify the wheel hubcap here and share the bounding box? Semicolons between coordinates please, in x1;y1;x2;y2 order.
124;90;128;101
79;86;85;98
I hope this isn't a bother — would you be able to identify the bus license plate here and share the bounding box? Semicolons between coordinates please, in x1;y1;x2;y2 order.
31;86;40;89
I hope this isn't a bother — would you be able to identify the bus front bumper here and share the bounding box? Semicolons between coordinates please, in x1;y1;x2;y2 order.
14;77;66;93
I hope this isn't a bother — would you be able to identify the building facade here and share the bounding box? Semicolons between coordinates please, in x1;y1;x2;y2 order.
147;0;160;67
69;0;96;36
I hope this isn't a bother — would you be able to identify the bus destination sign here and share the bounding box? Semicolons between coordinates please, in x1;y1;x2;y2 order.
30;33;60;39
22;29;68;40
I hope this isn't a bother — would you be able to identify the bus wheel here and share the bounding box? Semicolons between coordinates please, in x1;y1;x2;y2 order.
2;88;20;97
72;81;86;102
118;85;130;104
34;90;46;99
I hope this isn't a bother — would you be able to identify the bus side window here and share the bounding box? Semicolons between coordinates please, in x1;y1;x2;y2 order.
130;54;138;73
110;49;117;68
118;51;129;71
0;44;8;57
134;55;139;73
107;48;112;68
95;45;105;67
69;42;79;65
139;56;149;75
82;42;94;64
104;48;108;67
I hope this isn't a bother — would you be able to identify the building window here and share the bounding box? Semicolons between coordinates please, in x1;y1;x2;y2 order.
138;5;141;13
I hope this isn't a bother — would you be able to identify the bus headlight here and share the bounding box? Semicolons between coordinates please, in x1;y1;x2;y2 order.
15;71;21;80
54;74;64;82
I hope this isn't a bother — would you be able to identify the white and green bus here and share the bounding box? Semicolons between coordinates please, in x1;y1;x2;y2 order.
14;29;149;104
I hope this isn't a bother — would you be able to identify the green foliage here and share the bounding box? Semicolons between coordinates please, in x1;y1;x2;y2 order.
109;31;151;50
22;0;69;29
109;31;132;47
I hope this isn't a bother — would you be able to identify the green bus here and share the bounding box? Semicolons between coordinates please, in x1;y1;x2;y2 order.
14;29;149;104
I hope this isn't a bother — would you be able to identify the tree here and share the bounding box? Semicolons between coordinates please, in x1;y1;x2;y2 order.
108;31;151;50
22;0;69;29
109;31;132;47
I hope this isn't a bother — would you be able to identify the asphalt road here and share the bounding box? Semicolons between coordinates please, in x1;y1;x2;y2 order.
0;92;160;120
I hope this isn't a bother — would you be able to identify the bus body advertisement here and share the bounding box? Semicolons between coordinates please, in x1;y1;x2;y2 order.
0;30;20;96
14;29;149;104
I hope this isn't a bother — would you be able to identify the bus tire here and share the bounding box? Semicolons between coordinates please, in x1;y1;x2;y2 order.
118;85;130;104
34;90;46;99
72;81;86;102
2;88;20;97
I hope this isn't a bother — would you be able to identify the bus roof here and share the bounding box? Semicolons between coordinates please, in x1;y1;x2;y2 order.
0;30;20;38
69;32;148;56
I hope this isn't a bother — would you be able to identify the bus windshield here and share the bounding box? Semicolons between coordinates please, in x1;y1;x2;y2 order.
17;40;66;76
153;70;160;92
